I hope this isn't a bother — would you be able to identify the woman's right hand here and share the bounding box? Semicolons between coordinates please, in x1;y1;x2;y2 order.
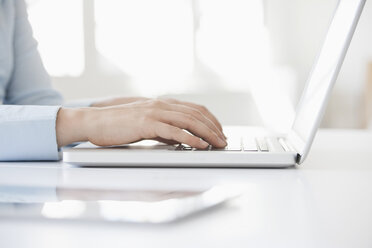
56;99;227;149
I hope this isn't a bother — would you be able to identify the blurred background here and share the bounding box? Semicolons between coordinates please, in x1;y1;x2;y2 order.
25;0;372;131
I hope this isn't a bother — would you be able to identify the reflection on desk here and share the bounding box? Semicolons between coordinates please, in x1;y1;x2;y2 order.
0;185;240;224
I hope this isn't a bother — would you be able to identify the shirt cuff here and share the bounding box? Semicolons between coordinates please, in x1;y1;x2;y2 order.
0;105;61;161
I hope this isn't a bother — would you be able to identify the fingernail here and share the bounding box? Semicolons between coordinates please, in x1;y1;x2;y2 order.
200;139;209;147
217;131;226;140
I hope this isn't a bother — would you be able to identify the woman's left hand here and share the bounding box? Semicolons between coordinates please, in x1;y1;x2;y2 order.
91;96;224;136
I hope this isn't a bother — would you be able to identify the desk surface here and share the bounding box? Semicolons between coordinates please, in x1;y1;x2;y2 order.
0;129;371;248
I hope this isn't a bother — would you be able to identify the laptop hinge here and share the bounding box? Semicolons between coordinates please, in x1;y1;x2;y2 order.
295;154;302;164
281;137;302;164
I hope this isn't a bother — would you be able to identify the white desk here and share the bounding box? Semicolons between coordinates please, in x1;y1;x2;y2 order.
0;129;371;248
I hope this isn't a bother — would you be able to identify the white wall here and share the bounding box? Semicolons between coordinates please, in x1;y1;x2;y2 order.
331;0;372;128
266;0;372;128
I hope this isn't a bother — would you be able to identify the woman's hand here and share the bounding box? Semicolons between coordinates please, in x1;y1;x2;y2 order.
91;96;224;134
56;99;226;149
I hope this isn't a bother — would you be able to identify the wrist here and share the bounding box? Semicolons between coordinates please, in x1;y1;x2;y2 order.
91;97;150;107
56;107;91;147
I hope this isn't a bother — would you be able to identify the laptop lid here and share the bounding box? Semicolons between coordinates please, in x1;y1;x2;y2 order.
287;0;366;164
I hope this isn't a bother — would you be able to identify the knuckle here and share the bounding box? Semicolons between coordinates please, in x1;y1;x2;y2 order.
183;114;196;125
149;99;163;108
197;105;208;113
203;127;216;140
194;109;205;120
207;129;216;140
145;108;158;117
190;108;201;117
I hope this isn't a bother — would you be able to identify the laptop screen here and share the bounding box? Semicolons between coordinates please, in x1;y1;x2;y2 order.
290;0;365;163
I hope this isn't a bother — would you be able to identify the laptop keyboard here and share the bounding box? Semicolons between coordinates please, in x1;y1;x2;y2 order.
176;137;270;152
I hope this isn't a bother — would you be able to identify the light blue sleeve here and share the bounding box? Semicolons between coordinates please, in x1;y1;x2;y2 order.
0;0;98;161
0;0;63;161
0;105;61;161
4;0;63;106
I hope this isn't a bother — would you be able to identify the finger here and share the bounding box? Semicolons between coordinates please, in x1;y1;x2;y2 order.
161;98;224;134
156;100;225;140
154;110;227;148
180;102;223;132
153;122;209;149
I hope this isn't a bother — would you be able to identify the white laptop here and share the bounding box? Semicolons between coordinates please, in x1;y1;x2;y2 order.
63;0;366;168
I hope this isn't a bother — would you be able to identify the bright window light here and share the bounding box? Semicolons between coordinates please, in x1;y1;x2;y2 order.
27;0;84;77
25;0;272;96
196;0;270;91
95;0;269;95
95;0;194;95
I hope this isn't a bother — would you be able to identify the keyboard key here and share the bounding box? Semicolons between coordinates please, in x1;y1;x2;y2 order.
225;137;242;151
256;137;269;152
179;144;198;151
278;138;290;152
266;137;285;152
175;144;183;150
243;137;258;151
